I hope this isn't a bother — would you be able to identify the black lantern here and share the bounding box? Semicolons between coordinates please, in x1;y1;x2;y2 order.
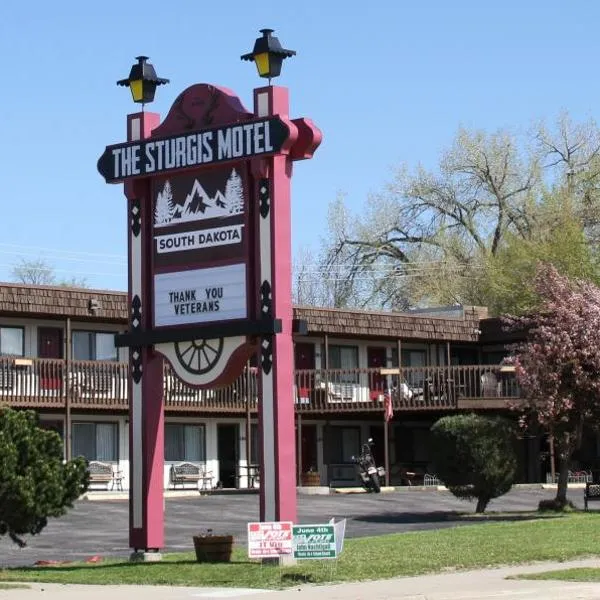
241;29;296;82
117;56;169;105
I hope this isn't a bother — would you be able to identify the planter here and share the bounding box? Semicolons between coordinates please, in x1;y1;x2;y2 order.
301;471;321;487
192;534;233;563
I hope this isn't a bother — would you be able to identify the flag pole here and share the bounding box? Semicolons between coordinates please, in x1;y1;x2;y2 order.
384;385;391;487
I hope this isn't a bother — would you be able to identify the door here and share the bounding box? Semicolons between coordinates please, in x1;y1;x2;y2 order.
367;347;386;400
217;424;239;488
294;343;315;402
298;423;318;476
38;327;63;390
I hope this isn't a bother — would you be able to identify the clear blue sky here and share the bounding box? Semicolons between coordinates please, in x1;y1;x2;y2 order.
0;1;598;290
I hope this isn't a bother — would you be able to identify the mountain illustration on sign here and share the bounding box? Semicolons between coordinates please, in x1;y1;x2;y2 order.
154;169;244;227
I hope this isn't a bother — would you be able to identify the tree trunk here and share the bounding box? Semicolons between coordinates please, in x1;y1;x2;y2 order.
475;496;489;513
555;457;570;507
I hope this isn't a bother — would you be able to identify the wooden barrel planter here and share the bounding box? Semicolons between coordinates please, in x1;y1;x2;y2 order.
192;534;234;563
301;471;321;486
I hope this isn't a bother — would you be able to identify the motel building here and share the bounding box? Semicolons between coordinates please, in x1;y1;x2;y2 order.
1;281;599;492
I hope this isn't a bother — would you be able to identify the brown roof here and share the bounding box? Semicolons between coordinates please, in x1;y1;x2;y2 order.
0;282;127;323
294;306;481;342
0;282;482;341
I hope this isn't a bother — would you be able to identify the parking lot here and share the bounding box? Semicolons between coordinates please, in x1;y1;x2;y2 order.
0;487;587;567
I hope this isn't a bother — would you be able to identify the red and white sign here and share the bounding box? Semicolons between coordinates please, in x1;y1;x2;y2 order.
247;521;293;559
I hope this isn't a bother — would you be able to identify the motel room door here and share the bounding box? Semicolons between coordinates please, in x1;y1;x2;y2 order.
367;346;387;400
294;342;315;403
38;327;63;391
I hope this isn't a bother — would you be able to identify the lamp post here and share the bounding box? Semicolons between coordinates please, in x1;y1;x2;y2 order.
117;56;169;107
241;29;296;84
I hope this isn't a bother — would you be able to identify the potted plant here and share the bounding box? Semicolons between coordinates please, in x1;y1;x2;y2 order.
192;529;234;563
301;466;321;487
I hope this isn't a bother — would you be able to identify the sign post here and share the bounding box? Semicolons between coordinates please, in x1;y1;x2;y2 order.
99;70;321;559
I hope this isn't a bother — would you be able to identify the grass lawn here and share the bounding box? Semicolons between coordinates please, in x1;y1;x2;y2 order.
516;568;600;582
1;513;600;589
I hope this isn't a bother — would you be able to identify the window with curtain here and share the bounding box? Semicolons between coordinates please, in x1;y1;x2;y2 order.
72;331;117;361
164;424;205;462
328;345;359;383
72;422;118;461
0;327;24;356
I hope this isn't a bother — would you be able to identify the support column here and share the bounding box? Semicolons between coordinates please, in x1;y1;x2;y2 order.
124;111;165;556
297;414;303;486
64;317;72;462
384;414;390;487
255;86;297;523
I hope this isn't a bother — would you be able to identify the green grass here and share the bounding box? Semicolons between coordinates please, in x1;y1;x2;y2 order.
2;513;600;589
516;568;600;582
0;583;30;589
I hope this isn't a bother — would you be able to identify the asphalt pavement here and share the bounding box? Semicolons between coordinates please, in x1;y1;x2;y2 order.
0;487;590;567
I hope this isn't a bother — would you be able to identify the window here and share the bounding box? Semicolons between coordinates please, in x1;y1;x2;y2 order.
0;327;24;357
72;422;118;461
165;423;205;462
327;345;359;383
392;348;427;387
327;426;361;464
72;331;117;361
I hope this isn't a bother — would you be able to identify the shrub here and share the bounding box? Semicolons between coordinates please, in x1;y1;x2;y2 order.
431;414;518;513
0;408;89;546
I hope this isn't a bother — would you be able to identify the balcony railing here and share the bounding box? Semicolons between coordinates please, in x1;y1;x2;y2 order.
294;365;520;413
0;356;520;413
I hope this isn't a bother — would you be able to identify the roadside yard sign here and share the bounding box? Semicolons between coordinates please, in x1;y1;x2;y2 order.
292;524;336;559
247;521;293;559
248;519;347;560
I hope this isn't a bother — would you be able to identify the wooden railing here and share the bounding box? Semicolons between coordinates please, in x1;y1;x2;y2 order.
294;365;520;413
0;356;519;413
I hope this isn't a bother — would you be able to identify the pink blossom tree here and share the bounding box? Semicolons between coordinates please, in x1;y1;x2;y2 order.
506;264;600;508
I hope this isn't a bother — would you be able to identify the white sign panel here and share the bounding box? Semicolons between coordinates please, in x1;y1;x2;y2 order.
155;224;244;254
247;521;293;559
154;264;246;327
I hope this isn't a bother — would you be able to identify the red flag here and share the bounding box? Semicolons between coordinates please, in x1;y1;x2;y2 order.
384;390;394;422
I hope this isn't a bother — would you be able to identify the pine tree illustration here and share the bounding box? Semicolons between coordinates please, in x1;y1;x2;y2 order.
225;169;244;214
154;180;175;225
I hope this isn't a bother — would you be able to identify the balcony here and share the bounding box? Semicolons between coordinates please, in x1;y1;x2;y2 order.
294;364;521;413
0;357;520;414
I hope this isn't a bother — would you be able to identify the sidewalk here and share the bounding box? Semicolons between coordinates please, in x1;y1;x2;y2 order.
3;558;600;599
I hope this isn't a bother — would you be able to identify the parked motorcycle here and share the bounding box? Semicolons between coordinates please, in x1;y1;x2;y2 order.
352;438;386;493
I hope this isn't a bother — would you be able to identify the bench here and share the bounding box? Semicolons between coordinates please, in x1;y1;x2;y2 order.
170;462;213;490
88;460;123;491
584;483;600;510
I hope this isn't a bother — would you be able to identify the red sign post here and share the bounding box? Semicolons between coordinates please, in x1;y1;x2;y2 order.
99;74;320;556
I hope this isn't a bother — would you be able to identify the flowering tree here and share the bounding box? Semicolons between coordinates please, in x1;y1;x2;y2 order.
506;264;600;507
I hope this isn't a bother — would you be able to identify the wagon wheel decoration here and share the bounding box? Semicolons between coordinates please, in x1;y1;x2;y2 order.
174;338;224;375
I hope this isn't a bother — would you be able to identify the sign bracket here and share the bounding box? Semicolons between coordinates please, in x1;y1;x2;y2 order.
115;318;282;348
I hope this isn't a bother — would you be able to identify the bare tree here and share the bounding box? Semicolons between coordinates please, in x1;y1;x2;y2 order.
325;116;600;310
11;258;88;288
11;259;56;285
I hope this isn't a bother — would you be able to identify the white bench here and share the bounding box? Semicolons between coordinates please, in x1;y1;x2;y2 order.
88;460;123;491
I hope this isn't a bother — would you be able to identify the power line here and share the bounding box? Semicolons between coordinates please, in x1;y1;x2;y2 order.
0;242;125;260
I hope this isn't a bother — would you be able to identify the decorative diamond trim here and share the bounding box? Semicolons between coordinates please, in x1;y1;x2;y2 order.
259;178;270;219
131;295;142;331
261;336;273;375
131;346;143;384
130;198;141;237
260;280;273;318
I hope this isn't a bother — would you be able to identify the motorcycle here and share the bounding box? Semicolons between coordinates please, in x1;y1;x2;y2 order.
352;438;386;493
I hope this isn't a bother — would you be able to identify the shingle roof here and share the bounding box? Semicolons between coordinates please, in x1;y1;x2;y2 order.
0;282;483;341
0;282;127;323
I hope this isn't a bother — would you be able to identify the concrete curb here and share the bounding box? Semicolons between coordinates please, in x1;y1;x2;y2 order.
79;482;588;501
